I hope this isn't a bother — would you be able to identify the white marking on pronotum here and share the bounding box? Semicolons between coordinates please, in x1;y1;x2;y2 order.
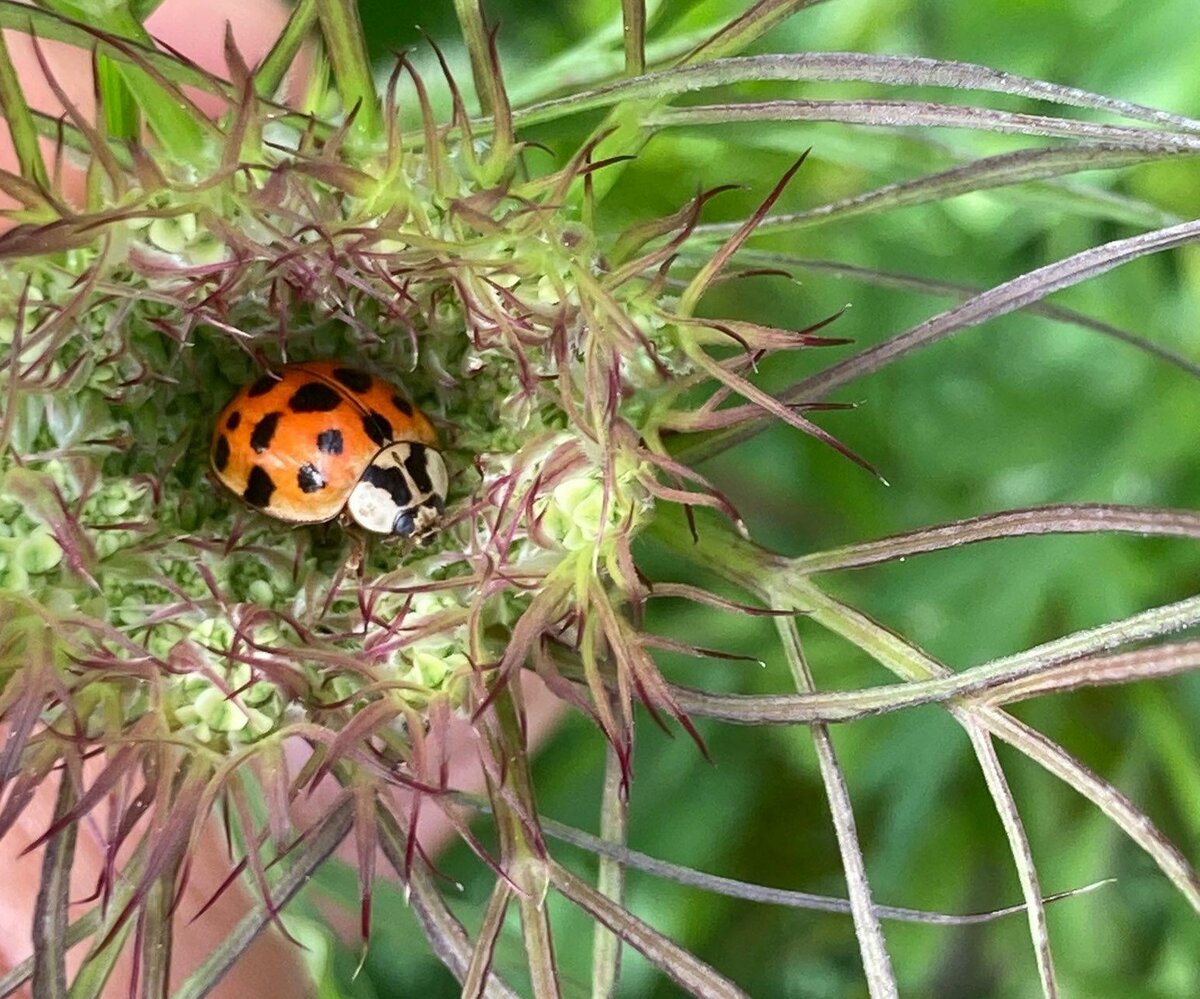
347;443;449;537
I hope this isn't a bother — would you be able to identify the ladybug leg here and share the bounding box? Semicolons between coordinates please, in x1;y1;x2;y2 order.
344;529;366;577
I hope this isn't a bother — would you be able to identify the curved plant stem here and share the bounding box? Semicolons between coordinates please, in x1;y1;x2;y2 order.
0;29;47;187
959;721;1057;997
622;0;646;76
32;772;76;999
461;881;514;999
170;806;354;999
677;251;1200;390
572;0;825;203
591;744;629;999
140;871;178;999
446;790;1115;925
486;685;561;999
648;510;1200;918
314;0;380;140
788;579;1200;915
376;806;521;999
453;0;495;115
644;100;1200;150
255;0;317;98
689;144;1192;239
677;216;1200;460
667;637;1200;724
501;53;1200;133
781;216;1200;405
775;617;897;998
790;504;1200;574
549;861;750;999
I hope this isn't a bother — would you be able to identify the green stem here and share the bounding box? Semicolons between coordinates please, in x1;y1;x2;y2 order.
650;510;1200;915
453;0;496;115
573;0;820;203
375;806;521;999
315;0;380;141
622;0;646;77
488;683;562;999
0;28;48;187
140;870;178;999
255;0;317;98
462;880;514;998
32;772;77;999
590;744;627;999
170;806;354;999
774;619;897;997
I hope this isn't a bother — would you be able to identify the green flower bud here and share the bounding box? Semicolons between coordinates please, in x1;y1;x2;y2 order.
189;618;236;651
15;530;63;574
148;214;198;254
405;647;470;690
536;465;649;553
247;579;275;605
1;563;29;592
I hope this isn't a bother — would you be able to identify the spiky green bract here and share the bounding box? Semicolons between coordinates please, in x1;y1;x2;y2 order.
0;10;851;985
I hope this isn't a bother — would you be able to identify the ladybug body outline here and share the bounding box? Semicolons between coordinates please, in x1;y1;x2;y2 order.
211;361;447;537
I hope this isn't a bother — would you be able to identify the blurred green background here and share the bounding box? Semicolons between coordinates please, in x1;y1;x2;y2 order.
297;2;1200;995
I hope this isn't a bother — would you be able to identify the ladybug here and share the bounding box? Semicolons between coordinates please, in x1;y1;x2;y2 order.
211;361;448;538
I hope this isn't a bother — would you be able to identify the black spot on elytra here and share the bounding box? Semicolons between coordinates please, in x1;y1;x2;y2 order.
333;367;372;393
359;463;411;509
362;410;393;447
316;428;344;454
247;374;276;397
212;434;231;472
403;443;433;495
249;411;282;453
288;381;342;413
225;410;241;431
391;394;413;417
243;466;276;507
297;463;325;493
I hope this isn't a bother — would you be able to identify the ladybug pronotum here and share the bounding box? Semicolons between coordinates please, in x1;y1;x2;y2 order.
211;361;448;538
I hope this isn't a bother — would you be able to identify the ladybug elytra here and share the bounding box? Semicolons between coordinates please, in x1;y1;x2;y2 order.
211;361;448;538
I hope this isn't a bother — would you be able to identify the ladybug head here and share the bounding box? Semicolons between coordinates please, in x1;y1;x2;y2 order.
346;442;448;538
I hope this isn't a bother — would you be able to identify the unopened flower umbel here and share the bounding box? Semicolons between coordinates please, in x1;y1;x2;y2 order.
0;5;884;992
0;13;858;832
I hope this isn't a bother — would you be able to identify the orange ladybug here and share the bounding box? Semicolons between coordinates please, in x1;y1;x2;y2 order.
211;361;448;538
